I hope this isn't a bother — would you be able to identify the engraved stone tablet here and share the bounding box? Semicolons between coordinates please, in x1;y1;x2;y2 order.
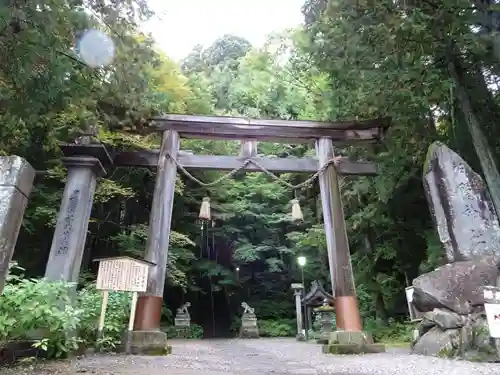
423;142;500;262
0;156;35;293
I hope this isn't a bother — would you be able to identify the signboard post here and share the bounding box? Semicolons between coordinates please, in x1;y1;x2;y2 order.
97;290;109;340
93;256;155;353
483;285;500;356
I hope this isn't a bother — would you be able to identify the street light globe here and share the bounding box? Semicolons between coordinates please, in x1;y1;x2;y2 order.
297;256;307;267
236;267;240;271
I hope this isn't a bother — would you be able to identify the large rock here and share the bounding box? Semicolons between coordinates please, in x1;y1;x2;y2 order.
426;308;466;330
417;308;467;338
412;326;466;357
423;142;500;263
412;258;499;314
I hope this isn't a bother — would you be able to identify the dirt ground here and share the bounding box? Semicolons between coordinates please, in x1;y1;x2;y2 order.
0;338;498;375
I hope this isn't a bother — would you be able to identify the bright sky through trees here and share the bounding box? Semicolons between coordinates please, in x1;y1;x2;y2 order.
144;0;305;61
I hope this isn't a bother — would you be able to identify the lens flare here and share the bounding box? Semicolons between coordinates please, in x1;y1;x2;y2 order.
77;29;115;68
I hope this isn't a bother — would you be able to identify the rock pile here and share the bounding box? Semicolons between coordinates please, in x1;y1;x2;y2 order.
411;258;499;361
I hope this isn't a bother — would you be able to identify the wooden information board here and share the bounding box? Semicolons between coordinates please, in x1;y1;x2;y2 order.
93;256;155;353
96;257;149;292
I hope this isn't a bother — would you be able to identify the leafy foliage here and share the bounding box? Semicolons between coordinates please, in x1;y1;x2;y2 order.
162;324;204;339
0;263;130;357
258;319;296;338
77;284;132;351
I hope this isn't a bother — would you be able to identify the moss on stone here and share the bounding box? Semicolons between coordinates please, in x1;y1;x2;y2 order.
437;345;455;358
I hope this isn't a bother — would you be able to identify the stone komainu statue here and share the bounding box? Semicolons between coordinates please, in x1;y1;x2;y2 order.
241;302;254;314
177;302;191;315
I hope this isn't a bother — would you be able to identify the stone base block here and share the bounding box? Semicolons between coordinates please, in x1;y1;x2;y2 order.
296;333;306;341
239;313;259;339
322;343;386;354
239;327;260;339
322;331;385;355
126;330;172;355
329;331;374;345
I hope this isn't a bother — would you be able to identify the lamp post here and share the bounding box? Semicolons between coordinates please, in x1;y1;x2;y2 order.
297;256;308;340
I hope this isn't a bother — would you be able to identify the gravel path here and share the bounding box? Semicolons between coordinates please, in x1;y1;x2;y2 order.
1;338;498;375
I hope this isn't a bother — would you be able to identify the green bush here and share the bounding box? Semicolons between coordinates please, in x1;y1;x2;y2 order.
258;319;295;337
77;284;131;350
230;316;296;337
0;263;132;358
162;324;204;339
0;277;81;358
364;317;414;343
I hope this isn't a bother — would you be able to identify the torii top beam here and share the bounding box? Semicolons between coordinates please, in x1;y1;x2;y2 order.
148;114;390;144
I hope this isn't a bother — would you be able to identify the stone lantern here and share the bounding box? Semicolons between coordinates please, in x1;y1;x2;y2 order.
314;298;335;344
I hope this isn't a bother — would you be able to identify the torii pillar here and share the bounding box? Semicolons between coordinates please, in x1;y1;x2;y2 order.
316;138;361;332
316;138;386;353
131;130;179;354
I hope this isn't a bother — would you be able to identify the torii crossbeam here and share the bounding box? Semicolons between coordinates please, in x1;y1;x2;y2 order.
147;114;389;144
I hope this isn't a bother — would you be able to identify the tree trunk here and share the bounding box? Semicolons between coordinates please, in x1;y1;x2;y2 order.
445;41;500;218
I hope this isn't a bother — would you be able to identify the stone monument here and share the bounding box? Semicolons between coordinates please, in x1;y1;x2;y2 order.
45;133;111;283
174;302;191;338
239;302;259;339
423;141;500;262
410;142;500;360
0;156;35;293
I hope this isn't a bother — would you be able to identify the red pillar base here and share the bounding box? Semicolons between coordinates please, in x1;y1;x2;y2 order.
134;295;163;331
335;296;362;331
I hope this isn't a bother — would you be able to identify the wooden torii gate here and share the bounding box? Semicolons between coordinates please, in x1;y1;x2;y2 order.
112;114;389;334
